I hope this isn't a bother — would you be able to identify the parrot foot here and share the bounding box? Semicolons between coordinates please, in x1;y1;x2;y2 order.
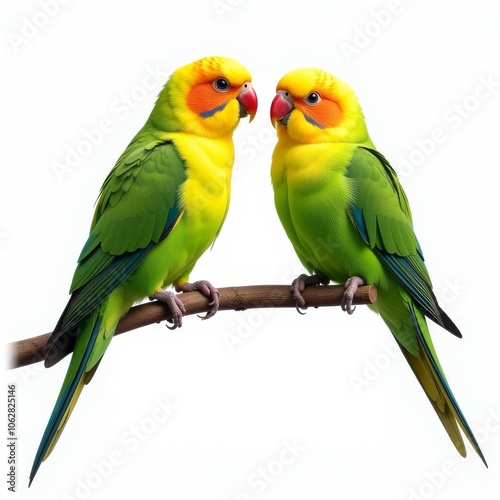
150;290;187;329
341;276;366;315
290;273;330;313
176;280;220;321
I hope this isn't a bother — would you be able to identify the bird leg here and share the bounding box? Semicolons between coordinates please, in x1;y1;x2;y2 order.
149;290;187;329
176;280;220;321
341;276;366;315
290;273;330;313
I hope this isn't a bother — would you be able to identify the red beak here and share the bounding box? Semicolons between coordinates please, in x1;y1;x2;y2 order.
270;93;294;127
237;83;258;122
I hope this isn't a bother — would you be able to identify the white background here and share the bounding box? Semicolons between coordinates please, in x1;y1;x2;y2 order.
2;0;500;498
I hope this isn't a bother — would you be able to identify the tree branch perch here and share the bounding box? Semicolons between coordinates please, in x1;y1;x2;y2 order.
6;284;377;370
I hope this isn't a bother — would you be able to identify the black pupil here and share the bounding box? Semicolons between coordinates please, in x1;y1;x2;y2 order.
217;78;228;90
308;92;318;103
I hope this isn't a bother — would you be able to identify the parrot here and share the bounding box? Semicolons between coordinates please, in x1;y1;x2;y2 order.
29;56;257;485
269;67;486;465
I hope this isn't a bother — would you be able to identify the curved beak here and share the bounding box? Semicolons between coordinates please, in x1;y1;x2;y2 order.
237;83;258;122
270;92;294;127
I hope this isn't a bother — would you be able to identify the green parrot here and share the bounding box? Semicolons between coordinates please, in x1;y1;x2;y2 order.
29;56;258;485
269;67;486;465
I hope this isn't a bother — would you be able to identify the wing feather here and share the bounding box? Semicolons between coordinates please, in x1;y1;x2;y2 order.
45;138;187;366
346;147;460;336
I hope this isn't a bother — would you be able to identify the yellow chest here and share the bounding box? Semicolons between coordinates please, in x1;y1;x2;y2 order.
272;140;355;199
172;132;234;228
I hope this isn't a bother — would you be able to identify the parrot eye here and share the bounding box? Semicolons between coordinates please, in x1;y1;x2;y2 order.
305;92;321;105
213;78;230;92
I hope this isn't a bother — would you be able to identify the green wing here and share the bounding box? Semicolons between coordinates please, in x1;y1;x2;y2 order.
44;136;187;366
345;147;460;336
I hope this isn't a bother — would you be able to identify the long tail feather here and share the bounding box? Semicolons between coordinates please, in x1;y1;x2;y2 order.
29;314;102;486
402;302;487;466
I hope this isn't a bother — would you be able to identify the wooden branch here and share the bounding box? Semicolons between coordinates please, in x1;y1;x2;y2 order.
6;284;377;370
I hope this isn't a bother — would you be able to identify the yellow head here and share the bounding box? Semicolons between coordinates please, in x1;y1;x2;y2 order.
270;68;370;144
151;56;257;138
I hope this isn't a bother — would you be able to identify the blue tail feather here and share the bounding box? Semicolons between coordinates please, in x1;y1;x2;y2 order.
29;315;102;486
407;304;487;466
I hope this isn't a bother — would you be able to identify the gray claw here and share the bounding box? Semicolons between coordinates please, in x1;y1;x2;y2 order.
176;280;220;321
290;273;330;312
341;276;365;315
150;290;187;328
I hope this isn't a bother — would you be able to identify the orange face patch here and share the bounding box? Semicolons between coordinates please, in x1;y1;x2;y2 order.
298;98;342;129
186;82;236;117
